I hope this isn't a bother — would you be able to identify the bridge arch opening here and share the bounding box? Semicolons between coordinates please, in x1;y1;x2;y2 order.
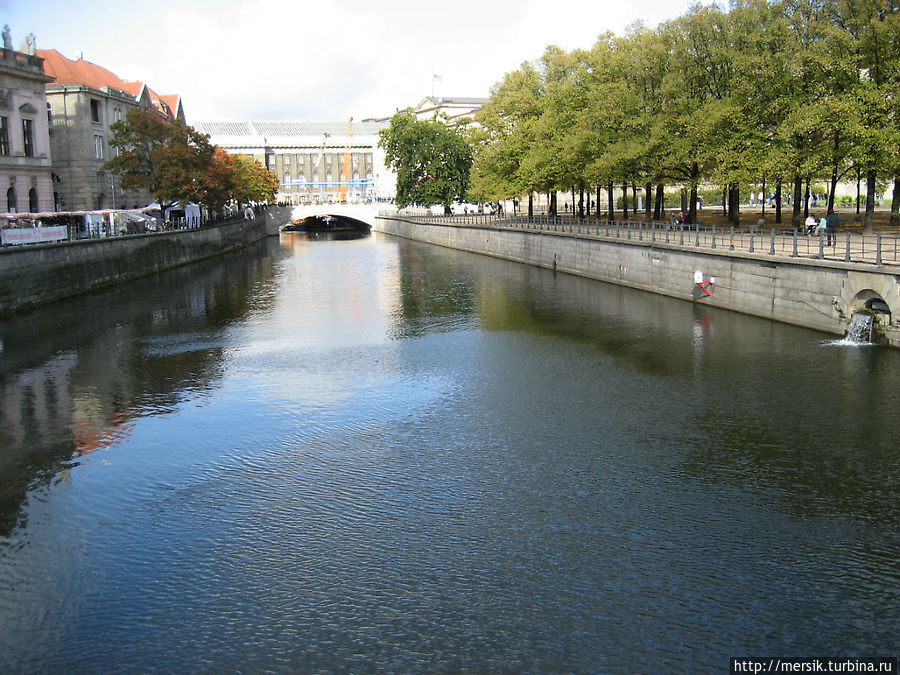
282;213;371;233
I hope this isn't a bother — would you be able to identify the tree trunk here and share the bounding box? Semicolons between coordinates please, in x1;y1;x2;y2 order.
632;183;638;218
622;182;628;219
578;187;584;219
803;178;810;220
685;163;700;224
728;183;740;227
654;183;663;220
528;193;533;219
761;178;766;220
864;169;876;233
792;175;802;227
596;186;602;220
607;182;614;221
549;191;557;218
827;164;838;214
775;179;782;224
856;166;862;216
644;182;652;219
722;188;727;217
891;176;899;228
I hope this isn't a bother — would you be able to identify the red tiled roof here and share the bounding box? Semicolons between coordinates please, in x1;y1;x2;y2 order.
37;49;181;119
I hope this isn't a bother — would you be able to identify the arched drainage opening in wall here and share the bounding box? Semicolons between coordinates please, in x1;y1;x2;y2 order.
845;297;891;344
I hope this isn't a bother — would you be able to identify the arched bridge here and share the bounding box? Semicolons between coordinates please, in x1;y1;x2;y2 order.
286;202;382;230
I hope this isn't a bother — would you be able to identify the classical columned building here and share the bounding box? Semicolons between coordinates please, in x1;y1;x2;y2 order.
0;39;54;213
194;120;395;205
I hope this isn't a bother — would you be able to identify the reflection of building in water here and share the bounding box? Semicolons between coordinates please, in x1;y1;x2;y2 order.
194;121;394;205
1;352;76;450
0;349;139;464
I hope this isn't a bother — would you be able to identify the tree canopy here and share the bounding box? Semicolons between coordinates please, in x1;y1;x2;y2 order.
471;0;900;227
106;109;278;214
379;111;473;212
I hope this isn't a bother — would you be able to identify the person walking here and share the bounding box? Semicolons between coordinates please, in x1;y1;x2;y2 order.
826;210;839;247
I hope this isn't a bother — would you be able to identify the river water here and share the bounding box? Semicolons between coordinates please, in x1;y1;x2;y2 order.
0;232;897;672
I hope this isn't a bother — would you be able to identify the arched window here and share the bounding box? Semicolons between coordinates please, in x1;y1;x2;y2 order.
7;187;16;213
29;188;38;212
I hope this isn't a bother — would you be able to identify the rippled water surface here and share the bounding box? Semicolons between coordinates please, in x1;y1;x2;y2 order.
1;232;898;672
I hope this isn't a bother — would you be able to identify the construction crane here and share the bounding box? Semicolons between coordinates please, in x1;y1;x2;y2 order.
340;117;353;203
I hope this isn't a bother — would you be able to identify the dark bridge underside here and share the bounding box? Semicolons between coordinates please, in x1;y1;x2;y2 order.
283;214;371;233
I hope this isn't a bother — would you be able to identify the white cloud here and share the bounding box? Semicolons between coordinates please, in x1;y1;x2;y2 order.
11;0;695;122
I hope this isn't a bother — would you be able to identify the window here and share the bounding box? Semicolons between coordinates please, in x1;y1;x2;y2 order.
90;99;101;123
29;188;38;212
0;116;8;156
283;172;291;186
94;135;104;160
7;187;16;213
113;107;122;123
22;118;34;157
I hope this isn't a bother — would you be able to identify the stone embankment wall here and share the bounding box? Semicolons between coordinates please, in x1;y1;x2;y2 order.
375;216;900;347
0;206;292;315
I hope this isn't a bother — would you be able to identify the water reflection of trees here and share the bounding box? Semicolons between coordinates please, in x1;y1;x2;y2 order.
0;239;280;537
390;238;900;528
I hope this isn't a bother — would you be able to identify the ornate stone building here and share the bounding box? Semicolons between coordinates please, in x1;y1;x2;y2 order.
194;120;394;205
37;49;184;211
0;29;54;213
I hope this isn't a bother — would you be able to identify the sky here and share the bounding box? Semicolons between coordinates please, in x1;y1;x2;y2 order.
5;0;695;123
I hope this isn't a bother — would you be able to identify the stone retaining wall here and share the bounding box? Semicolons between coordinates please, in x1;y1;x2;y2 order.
375;216;900;347
0;206;292;315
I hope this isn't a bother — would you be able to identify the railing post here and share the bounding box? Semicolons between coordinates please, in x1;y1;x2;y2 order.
749;227;755;253
876;233;883;265
845;233;851;262
818;231;824;259
792;229;798;257
729;227;735;250
769;229;775;255
680;225;685;246
695;225;700;247
711;225;716;249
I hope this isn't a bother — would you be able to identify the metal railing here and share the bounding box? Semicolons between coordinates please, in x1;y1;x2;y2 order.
380;212;900;267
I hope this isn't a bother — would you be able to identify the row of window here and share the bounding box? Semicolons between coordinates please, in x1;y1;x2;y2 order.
6;186;40;213
274;153;373;168
0;116;36;157
90;99;123;125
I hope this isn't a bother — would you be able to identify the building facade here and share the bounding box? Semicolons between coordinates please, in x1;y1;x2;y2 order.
194;120;394;205
412;96;489;124
37;49;184;211
0;43;54;213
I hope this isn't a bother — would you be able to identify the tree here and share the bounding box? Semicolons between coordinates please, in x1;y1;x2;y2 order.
379;111;473;213
230;154;279;205
106;108;216;216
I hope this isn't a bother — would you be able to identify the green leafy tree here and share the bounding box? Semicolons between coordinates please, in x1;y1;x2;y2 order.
379;111;473;213
230;154;279;205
